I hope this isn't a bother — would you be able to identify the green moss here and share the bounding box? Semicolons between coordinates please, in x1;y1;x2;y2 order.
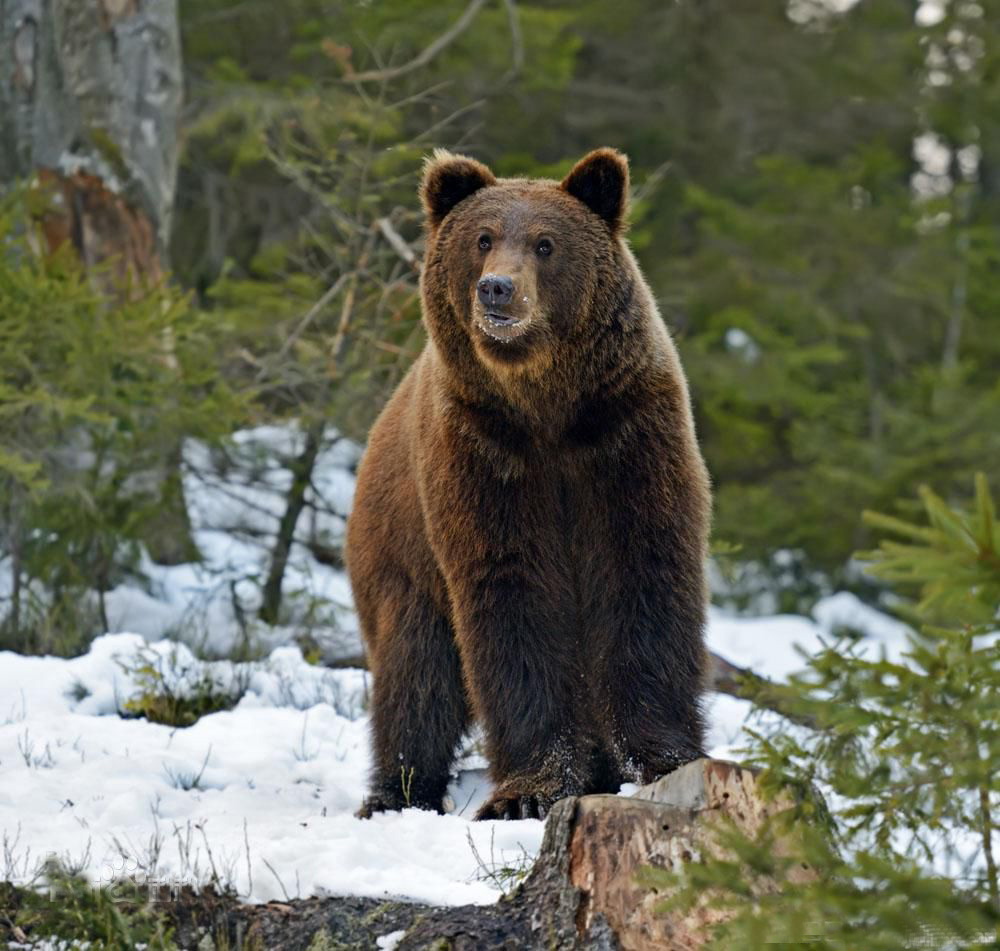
304;929;339;951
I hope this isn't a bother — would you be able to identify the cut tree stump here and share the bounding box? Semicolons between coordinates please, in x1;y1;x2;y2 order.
398;758;811;951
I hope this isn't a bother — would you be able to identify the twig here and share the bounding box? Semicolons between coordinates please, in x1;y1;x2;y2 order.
196;820;222;890
243;818;253;900
388;80;455;111
376;217;421;272
412;98;487;145
331;230;377;362
499;0;524;84
262;856;291;901
632;159;673;205
346;0;489;84
257;272;353;382
458;784;479;817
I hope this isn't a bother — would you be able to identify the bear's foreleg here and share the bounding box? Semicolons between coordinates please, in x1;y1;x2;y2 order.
357;581;470;817
596;455;710;785
453;572;591;820
425;447;592;819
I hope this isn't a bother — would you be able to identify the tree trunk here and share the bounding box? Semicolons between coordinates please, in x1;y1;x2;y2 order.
2;494;24;651
0;0;182;279
1;0;194;568
259;424;325;625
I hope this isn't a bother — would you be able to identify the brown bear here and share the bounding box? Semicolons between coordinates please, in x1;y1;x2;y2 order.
347;148;711;821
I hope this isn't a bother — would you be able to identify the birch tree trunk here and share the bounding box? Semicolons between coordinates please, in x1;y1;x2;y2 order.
0;0;192;566
0;0;182;281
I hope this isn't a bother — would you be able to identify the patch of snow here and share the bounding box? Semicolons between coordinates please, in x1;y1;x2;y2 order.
94;425;363;661
704;692;757;760
706;608;826;681
1;591;908;906
812;590;912;648
377;930;407;950
723;326;761;364
916;0;946;27
0;637;541;907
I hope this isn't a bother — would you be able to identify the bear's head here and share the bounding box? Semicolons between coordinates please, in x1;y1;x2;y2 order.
420;148;631;374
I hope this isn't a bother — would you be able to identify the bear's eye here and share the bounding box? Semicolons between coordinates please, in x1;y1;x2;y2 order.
536;238;553;257
478;234;492;252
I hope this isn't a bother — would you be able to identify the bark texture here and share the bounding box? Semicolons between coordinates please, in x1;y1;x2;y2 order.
397;758;812;950
0;0;181;275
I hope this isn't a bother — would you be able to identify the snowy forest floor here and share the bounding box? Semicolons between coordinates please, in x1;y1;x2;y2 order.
0;427;912;924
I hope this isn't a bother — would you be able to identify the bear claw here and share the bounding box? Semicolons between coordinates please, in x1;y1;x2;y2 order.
474;793;551;821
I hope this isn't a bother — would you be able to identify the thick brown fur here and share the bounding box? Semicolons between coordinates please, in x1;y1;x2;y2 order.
347;148;712;821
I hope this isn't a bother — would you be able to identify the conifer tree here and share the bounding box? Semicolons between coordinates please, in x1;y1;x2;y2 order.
0;190;241;655
651;475;1000;948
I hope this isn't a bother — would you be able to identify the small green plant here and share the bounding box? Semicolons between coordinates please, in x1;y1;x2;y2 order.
646;475;1000;949
0;185;245;657
117;646;247;728
305;928;339;951
465;828;535;895
64;678;92;704
163;746;214;791
401;765;415;808
1;858;177;950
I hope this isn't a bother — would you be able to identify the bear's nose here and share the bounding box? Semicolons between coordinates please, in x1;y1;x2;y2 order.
477;274;514;309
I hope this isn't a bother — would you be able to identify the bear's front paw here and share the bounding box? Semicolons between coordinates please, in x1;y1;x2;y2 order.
355;791;401;819
356;790;445;819
627;742;705;787
474;791;551;821
474;774;572;821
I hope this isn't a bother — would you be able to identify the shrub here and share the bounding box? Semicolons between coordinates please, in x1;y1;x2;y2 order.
650;475;1000;948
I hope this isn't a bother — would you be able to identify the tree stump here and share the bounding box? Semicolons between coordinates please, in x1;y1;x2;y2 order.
399;758;810;950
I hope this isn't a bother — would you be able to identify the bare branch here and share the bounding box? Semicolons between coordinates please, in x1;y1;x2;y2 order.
388;80;456;111
499;0;524;84
707;650;818;730
331;230;378;362
257;272;353;383
346;0;489;84
413;98;488;145
632;159;674;205
376;217;421;272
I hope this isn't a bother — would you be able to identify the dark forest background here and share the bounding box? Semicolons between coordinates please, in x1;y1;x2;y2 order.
2;0;999;653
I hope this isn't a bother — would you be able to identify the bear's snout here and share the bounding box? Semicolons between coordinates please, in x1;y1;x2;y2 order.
477;273;514;310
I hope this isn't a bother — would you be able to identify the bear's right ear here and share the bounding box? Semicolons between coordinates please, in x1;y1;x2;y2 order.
421;150;496;228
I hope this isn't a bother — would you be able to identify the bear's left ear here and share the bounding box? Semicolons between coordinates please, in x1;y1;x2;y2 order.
421;149;496;228
560;148;630;234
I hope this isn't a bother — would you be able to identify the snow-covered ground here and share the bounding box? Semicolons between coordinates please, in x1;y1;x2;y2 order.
0;426;913;909
97;426;363;662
